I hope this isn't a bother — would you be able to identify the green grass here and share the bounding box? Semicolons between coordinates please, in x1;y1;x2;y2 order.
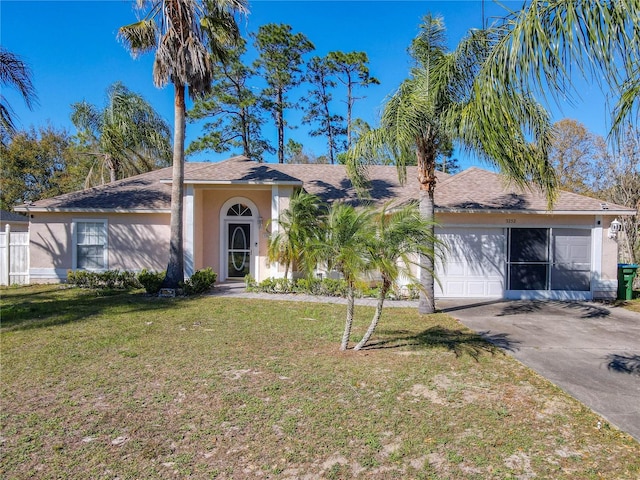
621;294;640;312
1;285;639;479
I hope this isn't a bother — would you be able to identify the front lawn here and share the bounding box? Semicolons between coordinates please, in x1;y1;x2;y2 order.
1;285;638;479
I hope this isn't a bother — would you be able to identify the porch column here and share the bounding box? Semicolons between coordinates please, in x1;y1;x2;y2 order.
591;216;605;298
184;184;195;277
270;185;280;278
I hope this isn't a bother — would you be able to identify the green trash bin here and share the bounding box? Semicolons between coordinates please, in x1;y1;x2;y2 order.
617;264;638;300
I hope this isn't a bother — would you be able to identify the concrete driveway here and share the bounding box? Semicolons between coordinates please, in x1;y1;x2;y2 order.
439;300;640;441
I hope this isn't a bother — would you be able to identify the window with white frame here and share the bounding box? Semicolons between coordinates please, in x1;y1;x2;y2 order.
74;220;107;270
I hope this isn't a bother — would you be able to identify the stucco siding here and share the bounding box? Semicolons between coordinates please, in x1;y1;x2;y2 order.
28;212;169;282
29;214;73;276
199;187;273;281
108;213;170;271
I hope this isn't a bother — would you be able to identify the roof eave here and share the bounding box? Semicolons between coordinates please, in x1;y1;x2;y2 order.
14;207;171;214
435;208;635;216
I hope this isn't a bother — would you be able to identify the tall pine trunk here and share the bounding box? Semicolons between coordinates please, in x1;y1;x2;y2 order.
277;89;284;163
163;83;186;289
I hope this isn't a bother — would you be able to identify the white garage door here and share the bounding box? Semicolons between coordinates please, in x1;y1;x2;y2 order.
435;227;506;298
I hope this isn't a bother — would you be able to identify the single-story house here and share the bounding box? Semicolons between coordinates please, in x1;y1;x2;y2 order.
15;155;634;300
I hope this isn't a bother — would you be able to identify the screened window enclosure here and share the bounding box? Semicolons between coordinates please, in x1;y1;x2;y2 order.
507;228;591;291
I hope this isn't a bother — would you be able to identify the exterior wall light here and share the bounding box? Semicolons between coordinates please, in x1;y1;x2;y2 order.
608;219;623;239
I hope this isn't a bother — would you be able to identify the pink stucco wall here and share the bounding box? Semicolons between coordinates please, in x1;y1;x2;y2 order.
196;187;273;280
29;212;170;281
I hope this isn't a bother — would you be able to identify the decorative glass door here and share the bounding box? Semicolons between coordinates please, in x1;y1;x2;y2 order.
227;222;251;278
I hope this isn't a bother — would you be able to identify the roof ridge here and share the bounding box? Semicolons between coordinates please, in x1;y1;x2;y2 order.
436;166;482;188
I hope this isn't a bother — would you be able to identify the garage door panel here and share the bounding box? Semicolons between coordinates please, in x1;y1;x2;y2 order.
436;228;506;298
468;281;487;296
444;281;465;296
487;281;504;296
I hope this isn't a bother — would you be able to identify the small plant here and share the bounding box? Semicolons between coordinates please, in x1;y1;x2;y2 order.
182;268;217;295
66;269;140;290
244;274;257;290
319;278;349;297
137;269;165;295
293;277;322;294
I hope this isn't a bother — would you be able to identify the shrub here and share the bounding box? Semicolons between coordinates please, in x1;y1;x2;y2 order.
244;274;257;290
182;268;217;295
137;269;165;295
293;277;322;295
66;269;141;290
319;278;349;297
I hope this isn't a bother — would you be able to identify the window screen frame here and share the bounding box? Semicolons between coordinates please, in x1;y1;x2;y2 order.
72;219;108;271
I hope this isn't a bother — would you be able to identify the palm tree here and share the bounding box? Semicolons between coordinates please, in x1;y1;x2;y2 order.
348;16;555;314
267;191;325;278
483;0;639;141
353;202;437;351
119;0;248;288
0;47;37;146
71;82;171;185
307;202;374;350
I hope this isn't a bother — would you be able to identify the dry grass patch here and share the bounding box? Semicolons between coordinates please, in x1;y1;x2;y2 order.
1;285;639;479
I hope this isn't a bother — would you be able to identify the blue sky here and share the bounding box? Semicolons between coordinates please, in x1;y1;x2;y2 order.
2;0;611;168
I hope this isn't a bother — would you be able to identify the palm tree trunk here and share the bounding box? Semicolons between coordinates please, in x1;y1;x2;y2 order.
163;82;186;289
341;285;355;350
353;280;390;351
418;188;436;314
105;154;117;183
416;134;437;314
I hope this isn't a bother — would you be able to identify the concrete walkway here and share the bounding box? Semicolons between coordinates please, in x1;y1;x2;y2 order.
212;283;640;441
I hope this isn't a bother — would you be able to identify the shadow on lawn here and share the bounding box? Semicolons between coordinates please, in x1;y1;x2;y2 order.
361;326;518;359
0;286;189;332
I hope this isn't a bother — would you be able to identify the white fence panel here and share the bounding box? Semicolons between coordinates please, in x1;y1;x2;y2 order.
0;227;29;285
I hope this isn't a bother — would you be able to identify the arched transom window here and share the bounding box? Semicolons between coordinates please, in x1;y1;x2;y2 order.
227;203;252;217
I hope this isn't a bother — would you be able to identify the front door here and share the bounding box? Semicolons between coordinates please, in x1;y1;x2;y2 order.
227;222;251;279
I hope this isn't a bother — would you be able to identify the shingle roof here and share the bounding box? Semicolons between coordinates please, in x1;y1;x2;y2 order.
0;209;29;223
182;156;303;184
16;155;633;214
436;167;632;213
19;167;174;211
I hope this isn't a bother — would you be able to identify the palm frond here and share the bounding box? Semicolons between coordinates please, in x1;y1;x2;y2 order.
118;19;158;57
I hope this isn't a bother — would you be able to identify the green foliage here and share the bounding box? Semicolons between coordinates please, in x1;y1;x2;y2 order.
70;82;171;184
302;55;346;164
181;268;217;295
0;46;37;146
326;50;379;148
249;276;374;298
267;191;326;276
253;23;315;163
244;274;257;289
0;126;87;210
137;269;166;295
318;278;350;297
187;38;273;161
66;269;140;290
